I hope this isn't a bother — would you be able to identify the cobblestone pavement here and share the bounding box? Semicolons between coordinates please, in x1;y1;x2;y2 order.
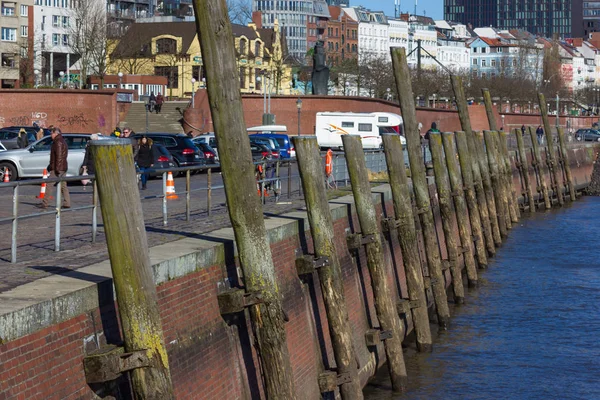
0;169;307;293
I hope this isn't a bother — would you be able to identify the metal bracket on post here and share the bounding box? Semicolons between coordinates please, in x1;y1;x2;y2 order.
83;345;153;384
381;217;401;233
217;288;264;315
346;233;377;250
441;260;450;271
318;371;354;393
295;254;330;276
365;328;393;346
397;299;420;316
423;276;439;289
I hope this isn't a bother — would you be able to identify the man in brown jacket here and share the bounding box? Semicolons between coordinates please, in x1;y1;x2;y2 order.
39;127;70;209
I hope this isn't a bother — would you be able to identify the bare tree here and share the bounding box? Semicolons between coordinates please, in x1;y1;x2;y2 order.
109;30;154;76
227;0;252;25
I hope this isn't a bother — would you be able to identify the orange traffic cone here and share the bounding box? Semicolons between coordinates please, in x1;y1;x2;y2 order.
3;167;9;183
37;169;48;199
165;171;178;200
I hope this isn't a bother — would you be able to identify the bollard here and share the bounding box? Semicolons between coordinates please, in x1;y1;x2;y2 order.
193;2;297;397
450;76;495;256
293;136;363;399
442;132;479;285
381;133;432;352
538;93;564;206
557;127;577;201
392;47;450;328
455;131;490;265
514;128;536;212
483;131;509;238
473;131;503;246
528;126;551;209
343;134;408;392
429;133;466;303
90;139;174;400
498;131;520;223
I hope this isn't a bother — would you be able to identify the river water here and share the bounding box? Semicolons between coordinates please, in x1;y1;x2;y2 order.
364;196;600;400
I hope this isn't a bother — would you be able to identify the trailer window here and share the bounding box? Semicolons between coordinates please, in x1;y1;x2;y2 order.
358;123;372;132
378;117;389;123
341;121;354;128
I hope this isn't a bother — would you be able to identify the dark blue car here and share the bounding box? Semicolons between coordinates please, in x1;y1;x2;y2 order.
249;133;295;159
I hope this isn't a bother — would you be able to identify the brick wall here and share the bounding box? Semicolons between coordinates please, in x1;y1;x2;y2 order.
0;145;598;399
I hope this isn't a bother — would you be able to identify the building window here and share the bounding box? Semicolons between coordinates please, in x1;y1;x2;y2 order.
62;34;68;46
154;66;179;88
62;16;69;28
52;33;59;45
473;58;477;65
482;59;487;67
20;4;27;16
20;25;27;37
52;15;59;27
239;67;245;88
491;59;496;67
1;27;16;41
156;38;177;54
1;53;15;67
254;41;261;57
1;1;15;16
239;38;247;55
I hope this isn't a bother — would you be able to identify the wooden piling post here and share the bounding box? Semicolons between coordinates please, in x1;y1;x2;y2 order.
514;128;536;212
454;131;490;266
450;76;495;257
472;131;504;245
556;127;577;201
428;133;466;303
538;93;564;206
391;47;450;328
342;134;408;392
483;131;509;238
482;88;498;131
528;126;551;209
192;3;297;398
381;133;432;352
498;131;520;222
90;139;174;400
492;132;513;230
442;132;479;285
292;136;363;400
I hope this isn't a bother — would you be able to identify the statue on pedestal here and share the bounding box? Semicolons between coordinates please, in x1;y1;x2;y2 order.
311;41;329;95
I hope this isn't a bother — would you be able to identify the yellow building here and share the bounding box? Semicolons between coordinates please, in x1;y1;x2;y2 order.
108;20;293;99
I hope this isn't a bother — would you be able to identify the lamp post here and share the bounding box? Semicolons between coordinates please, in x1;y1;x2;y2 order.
506;100;510;113
296;97;302;136
386;87;391;101
34;69;39;88
345;80;349;96
59;71;64;89
432;93;437;108
556;92;559;128
191;78;196;108
117;71;123;89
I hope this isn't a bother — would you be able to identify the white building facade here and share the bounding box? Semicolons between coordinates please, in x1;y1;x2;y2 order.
343;7;389;62
0;0;33;87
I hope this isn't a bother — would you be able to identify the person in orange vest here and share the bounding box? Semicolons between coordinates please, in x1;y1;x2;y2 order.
325;149;336;189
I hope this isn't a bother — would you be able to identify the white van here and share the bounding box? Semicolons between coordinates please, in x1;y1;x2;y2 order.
315;112;405;150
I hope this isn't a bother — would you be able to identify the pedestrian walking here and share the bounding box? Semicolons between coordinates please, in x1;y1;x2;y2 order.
149;92;157;113
17;128;29;148
121;127;139;159
521;125;526;136
424;122;439;141
38;127;70;209
536;125;544;144
155;93;164;114
81;133;101;176
135;135;155;190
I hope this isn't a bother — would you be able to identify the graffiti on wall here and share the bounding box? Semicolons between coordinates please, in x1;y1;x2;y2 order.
57;113;93;128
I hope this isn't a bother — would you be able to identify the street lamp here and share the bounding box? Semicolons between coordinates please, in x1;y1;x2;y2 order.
58;71;64;88
506;100;510;113
432;93;437;108
117;71;123;89
191;78;196;108
34;69;39;88
345;81;350;96
296;97;302;136
386;87;391;101
555;93;560;128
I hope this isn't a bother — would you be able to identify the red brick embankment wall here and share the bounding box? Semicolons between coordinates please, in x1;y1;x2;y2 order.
0;144;598;399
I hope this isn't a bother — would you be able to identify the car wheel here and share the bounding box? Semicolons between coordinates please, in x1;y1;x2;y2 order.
0;162;18;181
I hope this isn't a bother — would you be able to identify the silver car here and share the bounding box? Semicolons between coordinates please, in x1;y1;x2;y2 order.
0;134;90;181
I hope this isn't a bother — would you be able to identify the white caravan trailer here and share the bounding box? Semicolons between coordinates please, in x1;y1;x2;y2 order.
315;112;405;149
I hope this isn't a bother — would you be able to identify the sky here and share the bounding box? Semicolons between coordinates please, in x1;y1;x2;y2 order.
350;0;444;20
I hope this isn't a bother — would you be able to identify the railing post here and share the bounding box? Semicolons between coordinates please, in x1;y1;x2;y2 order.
483;131;509;238
11;185;18;264
207;167;212;216
287;161;291;199
55;179;62;252
92;179;98;243
186;169;191;221
162;171;167;226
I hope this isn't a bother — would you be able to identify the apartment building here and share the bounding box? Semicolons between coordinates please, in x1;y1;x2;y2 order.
107;0;155;37
0;0;33;87
325;5;358;66
343;6;389;62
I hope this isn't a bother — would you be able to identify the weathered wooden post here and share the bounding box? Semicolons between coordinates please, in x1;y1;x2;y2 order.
455;130;490;265
498;131;520;222
292;136;363;399
492;132;513;230
391;47;450;328
450;75;495;256
192;2;296;398
428;133;466;303
538;92;564;206
442;132;479;284
528;126;551;209
381;133;432;352
557;127;577;201
342;134;408;392
514;128;536;212
482;88;499;131
483;131;509;238
473;131;504;245
90;139;174;400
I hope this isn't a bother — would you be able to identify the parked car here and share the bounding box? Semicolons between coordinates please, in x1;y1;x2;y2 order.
251;142;274;162
0;142;6;152
575;129;600;142
0;134;91;180
135;133;206;167
152;143;176;172
249;133;295;159
0;128;38;150
249;136;280;159
195;142;218;164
